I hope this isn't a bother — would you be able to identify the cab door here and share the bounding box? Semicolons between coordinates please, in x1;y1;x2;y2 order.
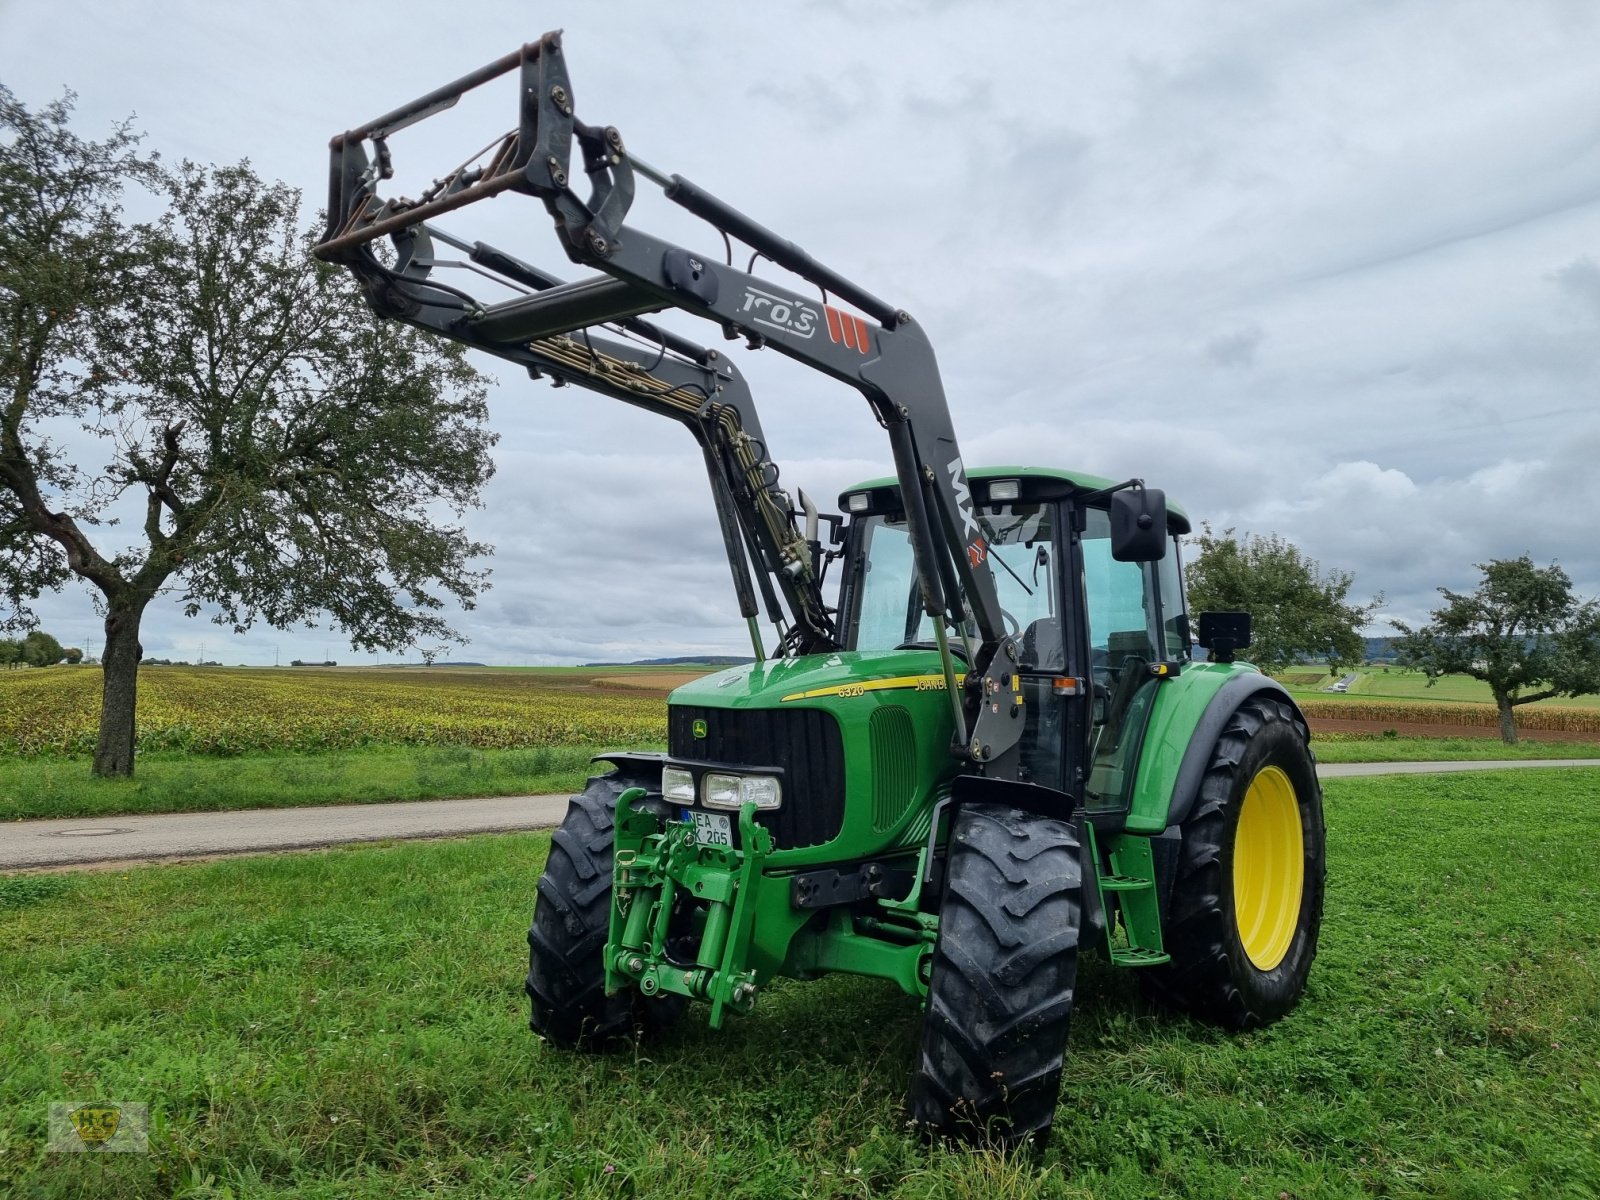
1078;507;1185;815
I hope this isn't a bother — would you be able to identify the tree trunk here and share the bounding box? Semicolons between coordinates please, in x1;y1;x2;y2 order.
1494;692;1518;745
93;597;149;777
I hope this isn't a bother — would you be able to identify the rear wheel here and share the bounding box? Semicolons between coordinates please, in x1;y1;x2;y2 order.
526;772;683;1048
908;802;1082;1145
1142;695;1325;1028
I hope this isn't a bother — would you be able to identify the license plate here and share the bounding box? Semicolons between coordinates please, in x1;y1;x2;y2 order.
688;810;732;847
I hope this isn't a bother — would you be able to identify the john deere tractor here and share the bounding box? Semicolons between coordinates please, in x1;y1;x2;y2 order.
315;33;1326;1144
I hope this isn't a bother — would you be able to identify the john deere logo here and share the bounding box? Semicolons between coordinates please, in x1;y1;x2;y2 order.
69;1105;121;1146
692;719;708;739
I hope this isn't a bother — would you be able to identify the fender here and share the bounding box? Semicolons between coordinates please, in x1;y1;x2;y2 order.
949;774;1077;822
590;750;668;779
1162;674;1307;829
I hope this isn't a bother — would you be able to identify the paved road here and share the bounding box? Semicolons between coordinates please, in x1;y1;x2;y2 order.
3;759;1596;871
1;793;571;871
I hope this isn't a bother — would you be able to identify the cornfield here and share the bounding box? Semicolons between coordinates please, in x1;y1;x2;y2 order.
1298;698;1600;734
0;666;671;757
8;666;1597;759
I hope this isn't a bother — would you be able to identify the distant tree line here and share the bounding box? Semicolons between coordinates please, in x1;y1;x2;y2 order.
1185;528;1600;744
0;629;81;666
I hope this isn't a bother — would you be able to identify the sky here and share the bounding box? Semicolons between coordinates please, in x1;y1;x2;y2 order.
3;0;1598;665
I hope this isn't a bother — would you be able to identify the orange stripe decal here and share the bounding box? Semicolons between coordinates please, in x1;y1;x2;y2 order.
852;316;870;351
841;311;859;351
825;306;844;344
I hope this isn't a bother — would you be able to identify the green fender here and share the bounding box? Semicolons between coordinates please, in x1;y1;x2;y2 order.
1124;662;1308;834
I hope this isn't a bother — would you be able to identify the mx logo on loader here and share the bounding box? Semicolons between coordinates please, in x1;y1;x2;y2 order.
948;457;987;567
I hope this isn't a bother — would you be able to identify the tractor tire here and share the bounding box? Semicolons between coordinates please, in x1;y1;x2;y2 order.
908;802;1083;1146
526;772;683;1049
1141;694;1325;1029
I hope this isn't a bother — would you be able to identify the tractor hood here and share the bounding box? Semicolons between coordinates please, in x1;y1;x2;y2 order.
669;649;952;711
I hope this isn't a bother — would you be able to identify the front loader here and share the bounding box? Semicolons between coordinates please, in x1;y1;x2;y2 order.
315;33;1327;1145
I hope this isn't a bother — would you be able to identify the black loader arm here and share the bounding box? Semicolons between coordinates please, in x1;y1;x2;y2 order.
312;32;1025;772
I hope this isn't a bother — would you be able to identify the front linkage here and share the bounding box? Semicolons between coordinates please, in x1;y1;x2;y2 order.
605;787;938;1030
607;788;771;1029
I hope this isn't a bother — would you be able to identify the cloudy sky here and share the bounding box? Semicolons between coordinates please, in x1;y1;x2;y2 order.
4;1;1598;664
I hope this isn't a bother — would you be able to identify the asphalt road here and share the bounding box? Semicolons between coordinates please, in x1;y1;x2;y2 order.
3;759;1597;872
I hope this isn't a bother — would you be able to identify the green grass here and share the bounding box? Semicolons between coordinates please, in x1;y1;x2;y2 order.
1284;667;1600;709
3;769;1598;1198
0;745;636;823
1311;735;1600;763
6;735;1597;824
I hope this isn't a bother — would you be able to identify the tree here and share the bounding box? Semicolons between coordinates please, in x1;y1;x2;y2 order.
63;646;82;664
1392;556;1600;744
1;86;151;635
21;628;64;666
2;91;497;777
0;638;19;666
1186;525;1381;677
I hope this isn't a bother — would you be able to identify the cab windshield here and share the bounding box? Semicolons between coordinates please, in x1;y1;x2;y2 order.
850;503;1063;671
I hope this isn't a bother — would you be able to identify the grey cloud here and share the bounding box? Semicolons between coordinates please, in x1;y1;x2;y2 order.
1552;256;1600;321
6;1;1600;662
1205;326;1265;368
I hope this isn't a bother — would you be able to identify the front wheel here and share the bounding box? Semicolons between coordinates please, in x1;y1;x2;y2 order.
525;772;683;1049
908;802;1082;1145
1141;694;1326;1028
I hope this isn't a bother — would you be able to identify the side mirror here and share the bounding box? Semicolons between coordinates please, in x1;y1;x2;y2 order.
1109;488;1168;562
1197;611;1252;664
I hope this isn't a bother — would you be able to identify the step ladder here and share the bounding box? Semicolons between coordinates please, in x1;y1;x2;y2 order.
1086;826;1170;967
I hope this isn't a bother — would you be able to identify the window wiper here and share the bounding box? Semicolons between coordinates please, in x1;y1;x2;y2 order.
988;545;1032;596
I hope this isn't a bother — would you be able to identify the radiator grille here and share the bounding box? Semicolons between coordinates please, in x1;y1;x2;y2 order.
668;705;846;849
869;705;916;832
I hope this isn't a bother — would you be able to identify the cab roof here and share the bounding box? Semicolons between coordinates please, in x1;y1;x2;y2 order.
839;465;1191;532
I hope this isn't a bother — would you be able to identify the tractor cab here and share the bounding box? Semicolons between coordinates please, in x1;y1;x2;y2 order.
836;466;1190;817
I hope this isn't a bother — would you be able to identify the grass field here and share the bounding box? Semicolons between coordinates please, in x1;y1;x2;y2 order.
5;664;1600;825
3;735;1599;823
1281;667;1600;709
3;769;1598;1198
0;745;624;823
1307;735;1600;763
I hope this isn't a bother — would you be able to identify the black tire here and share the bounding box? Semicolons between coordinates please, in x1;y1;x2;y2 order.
526;772;684;1048
908;802;1083;1145
1141;694;1326;1029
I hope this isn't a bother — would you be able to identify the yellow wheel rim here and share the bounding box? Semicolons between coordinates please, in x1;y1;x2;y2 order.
1232;765;1305;971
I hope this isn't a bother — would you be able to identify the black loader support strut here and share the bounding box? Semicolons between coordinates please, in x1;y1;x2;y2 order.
313;31;1026;772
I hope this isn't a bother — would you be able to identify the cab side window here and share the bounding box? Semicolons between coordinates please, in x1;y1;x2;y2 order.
1080;508;1164;812
1080;509;1160;672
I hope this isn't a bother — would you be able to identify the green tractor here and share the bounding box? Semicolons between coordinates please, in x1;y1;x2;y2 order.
316;33;1326;1144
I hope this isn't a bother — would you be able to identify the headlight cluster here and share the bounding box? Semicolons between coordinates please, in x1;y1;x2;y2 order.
661;766;782;811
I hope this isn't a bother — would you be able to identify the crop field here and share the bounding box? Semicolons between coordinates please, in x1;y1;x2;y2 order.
1283;667;1600;709
1297;698;1600;737
8;664;1600;764
0;666;684;758
3;768;1598;1198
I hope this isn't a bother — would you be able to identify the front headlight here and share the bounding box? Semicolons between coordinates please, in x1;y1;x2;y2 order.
661;766;696;804
702;772;782;811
